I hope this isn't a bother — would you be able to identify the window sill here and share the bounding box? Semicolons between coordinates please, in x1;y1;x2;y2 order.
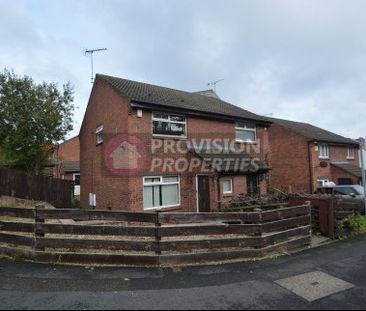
143;205;181;212
152;135;187;140
235;140;257;145
223;193;234;197
319;157;329;160
347;157;355;160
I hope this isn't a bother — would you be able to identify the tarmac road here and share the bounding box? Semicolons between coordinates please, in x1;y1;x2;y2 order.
1;235;366;310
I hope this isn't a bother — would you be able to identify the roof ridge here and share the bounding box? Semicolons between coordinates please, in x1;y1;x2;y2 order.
267;116;310;126
267;116;357;144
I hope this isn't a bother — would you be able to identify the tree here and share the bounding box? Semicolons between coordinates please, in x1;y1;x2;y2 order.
0;69;74;174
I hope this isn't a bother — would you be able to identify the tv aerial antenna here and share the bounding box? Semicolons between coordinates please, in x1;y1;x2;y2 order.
207;79;224;91
85;48;108;83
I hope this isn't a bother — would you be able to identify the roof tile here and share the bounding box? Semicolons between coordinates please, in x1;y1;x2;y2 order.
268;117;357;145
97;74;269;123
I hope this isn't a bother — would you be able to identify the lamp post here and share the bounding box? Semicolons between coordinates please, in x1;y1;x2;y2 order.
359;138;366;214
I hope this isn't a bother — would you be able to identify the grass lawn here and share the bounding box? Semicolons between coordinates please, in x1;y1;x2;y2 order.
359;216;366;232
338;214;366;238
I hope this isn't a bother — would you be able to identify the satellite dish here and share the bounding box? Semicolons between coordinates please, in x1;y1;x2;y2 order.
320;161;328;168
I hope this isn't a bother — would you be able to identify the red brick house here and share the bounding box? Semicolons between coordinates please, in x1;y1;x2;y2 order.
79;74;272;211
268;117;361;193
52;136;80;195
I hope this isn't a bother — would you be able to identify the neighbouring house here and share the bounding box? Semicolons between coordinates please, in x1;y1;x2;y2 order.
356;137;366;167
52;135;80;196
268;117;361;193
79;74;272;212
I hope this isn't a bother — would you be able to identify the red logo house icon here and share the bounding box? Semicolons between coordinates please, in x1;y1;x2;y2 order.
110;141;141;170
104;134;146;176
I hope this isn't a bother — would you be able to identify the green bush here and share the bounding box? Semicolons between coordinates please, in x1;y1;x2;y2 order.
337;214;366;238
74;196;82;209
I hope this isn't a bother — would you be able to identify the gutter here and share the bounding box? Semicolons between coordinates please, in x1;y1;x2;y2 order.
313;140;359;148
130;101;272;126
308;141;315;193
217;174;221;211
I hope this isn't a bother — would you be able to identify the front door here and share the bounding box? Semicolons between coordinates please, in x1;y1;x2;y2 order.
247;175;259;195
197;175;210;212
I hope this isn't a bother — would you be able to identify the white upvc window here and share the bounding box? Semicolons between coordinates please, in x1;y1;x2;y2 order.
235;122;257;143
319;144;329;159
152;113;186;138
222;179;233;194
73;173;81;196
347;147;355;159
89;193;96;208
96;125;104;145
143;176;180;210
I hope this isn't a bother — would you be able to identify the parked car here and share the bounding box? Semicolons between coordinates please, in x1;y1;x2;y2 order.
315;185;365;215
316;185;364;199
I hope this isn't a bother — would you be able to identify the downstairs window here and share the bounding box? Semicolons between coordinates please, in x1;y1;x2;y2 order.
143;176;180;209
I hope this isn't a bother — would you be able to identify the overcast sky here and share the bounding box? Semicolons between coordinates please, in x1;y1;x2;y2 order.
1;0;366;139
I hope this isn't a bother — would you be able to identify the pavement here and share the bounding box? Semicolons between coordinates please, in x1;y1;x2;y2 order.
0;235;366;310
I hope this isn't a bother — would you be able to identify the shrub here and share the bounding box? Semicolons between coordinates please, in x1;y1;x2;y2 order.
74;196;82;209
337;214;366;238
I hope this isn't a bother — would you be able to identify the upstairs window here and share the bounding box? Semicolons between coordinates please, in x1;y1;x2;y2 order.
152;113;186;137
96;125;104;145
319;144;329;159
347;147;355;159
235;122;256;143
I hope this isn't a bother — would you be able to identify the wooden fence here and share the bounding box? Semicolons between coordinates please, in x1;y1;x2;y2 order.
289;196;362;239
0;167;74;208
217;202;289;213
0;204;311;266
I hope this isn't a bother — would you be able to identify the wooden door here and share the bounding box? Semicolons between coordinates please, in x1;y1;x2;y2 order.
247;175;259;195
197;175;210;212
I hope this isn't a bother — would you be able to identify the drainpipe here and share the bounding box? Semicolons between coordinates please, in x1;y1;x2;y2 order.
217;174;221;211
308;142;315;193
358;139;366;214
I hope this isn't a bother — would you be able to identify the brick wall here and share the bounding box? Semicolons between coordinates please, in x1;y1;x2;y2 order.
58;136;80;161
219;175;267;204
60;172;74;181
52;136;80;180
330;165;360;185
220;176;245;205
268;123;312;192
80;78;131;210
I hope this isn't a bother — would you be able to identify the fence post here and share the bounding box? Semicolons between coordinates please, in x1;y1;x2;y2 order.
305;201;312;237
305;200;312;223
254;208;263;249
154;211;162;255
34;204;45;251
328;198;335;239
